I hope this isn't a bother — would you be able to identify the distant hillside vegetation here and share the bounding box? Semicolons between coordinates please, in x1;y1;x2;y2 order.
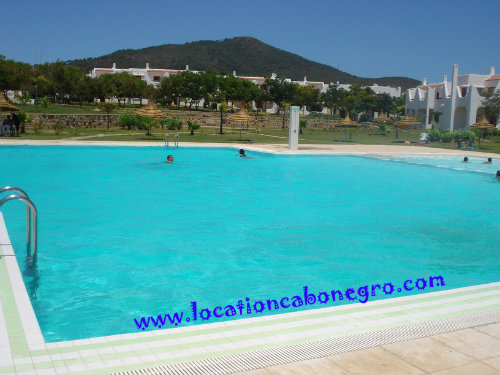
67;36;419;90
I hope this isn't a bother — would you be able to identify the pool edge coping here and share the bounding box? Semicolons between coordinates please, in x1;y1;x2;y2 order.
0;140;499;159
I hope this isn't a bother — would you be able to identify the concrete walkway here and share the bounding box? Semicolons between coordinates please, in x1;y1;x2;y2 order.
235;323;500;375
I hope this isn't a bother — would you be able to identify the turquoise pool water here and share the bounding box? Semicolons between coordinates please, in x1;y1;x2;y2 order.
386;155;499;174
1;146;499;342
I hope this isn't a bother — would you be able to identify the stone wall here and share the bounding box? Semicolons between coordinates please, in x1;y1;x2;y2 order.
28;110;341;129
29;114;120;128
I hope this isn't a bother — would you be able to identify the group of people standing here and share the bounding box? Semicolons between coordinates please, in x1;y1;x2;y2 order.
1;112;20;137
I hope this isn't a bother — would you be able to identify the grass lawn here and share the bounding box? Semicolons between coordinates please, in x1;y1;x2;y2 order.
2;124;499;154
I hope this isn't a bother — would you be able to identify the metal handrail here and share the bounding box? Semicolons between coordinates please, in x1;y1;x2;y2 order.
0;186;31;249
0;187;38;265
165;133;170;147
174;133;179;147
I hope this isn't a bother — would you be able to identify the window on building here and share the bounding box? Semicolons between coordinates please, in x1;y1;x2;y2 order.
153;76;161;82
461;87;467;97
436;92;441;99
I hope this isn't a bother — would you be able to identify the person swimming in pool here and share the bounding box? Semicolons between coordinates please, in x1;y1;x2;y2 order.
496;171;500;179
165;155;174;163
463;157;468;162
484;157;493;164
236;149;248;158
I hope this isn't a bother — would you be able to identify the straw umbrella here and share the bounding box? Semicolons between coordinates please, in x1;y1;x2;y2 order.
135;96;167;136
1;92;20;136
0;92;20;112
134;96;166;120
373;109;390;123
334;112;359;140
394;111;420;139
373;109;391;135
336;112;359;128
470;112;495;148
226;104;256;141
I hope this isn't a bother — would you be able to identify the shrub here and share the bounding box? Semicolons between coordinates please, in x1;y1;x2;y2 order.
117;112;139;130
136;116;156;135
379;124;387;136
428;128;441;142
163;118;183;130
33;120;45;135
187;120;200;135
39;96;52;108
462;130;476;143
52;120;65;135
440;130;452;143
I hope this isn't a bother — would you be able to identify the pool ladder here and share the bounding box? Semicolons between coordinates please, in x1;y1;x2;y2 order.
165;133;179;147
0;186;38;266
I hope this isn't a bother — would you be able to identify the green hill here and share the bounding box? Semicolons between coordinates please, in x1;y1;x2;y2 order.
67;36;419;90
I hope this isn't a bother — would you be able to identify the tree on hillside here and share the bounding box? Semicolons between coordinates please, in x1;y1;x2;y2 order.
261;77;301;114
354;87;376;119
73;75;94;105
0;56;32;92
30;74;53;105
113;72;146;106
374;93;394;115
172;71;204;110
322;83;343;117
262;77;287;114
158;76;173;106
169;73;184;108
221;74;260;103
199;70;220;107
393;94;406;117
279;101;290;129
59;65;86;103
218;100;228;134
297;85;321;114
95;73;118;103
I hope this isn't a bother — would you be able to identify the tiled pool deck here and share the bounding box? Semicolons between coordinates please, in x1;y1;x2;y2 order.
1;142;499;375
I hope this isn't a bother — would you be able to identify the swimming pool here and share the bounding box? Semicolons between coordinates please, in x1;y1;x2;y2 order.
0;145;499;343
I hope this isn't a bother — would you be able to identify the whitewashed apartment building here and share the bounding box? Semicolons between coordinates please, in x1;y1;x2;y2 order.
406;64;500;130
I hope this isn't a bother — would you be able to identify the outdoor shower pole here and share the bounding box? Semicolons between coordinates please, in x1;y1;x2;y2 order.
289;106;299;150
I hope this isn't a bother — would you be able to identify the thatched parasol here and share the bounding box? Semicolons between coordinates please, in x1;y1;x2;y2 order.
394;113;421;127
394;111;421;139
227;105;256;125
469;112;495;130
373;110;390;123
470;112;495;147
0;92;20;112
134;96;166;120
336;112;359;128
226;104;256;141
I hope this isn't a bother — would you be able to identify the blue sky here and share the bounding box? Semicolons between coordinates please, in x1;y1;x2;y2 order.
2;0;499;83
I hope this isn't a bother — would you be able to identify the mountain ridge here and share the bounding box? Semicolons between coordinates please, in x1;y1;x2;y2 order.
67;36;419;90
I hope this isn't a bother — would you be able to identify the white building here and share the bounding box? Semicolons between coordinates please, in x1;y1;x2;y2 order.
89;64;403;113
406;64;500;130
334;82;401;97
89;63;200;86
